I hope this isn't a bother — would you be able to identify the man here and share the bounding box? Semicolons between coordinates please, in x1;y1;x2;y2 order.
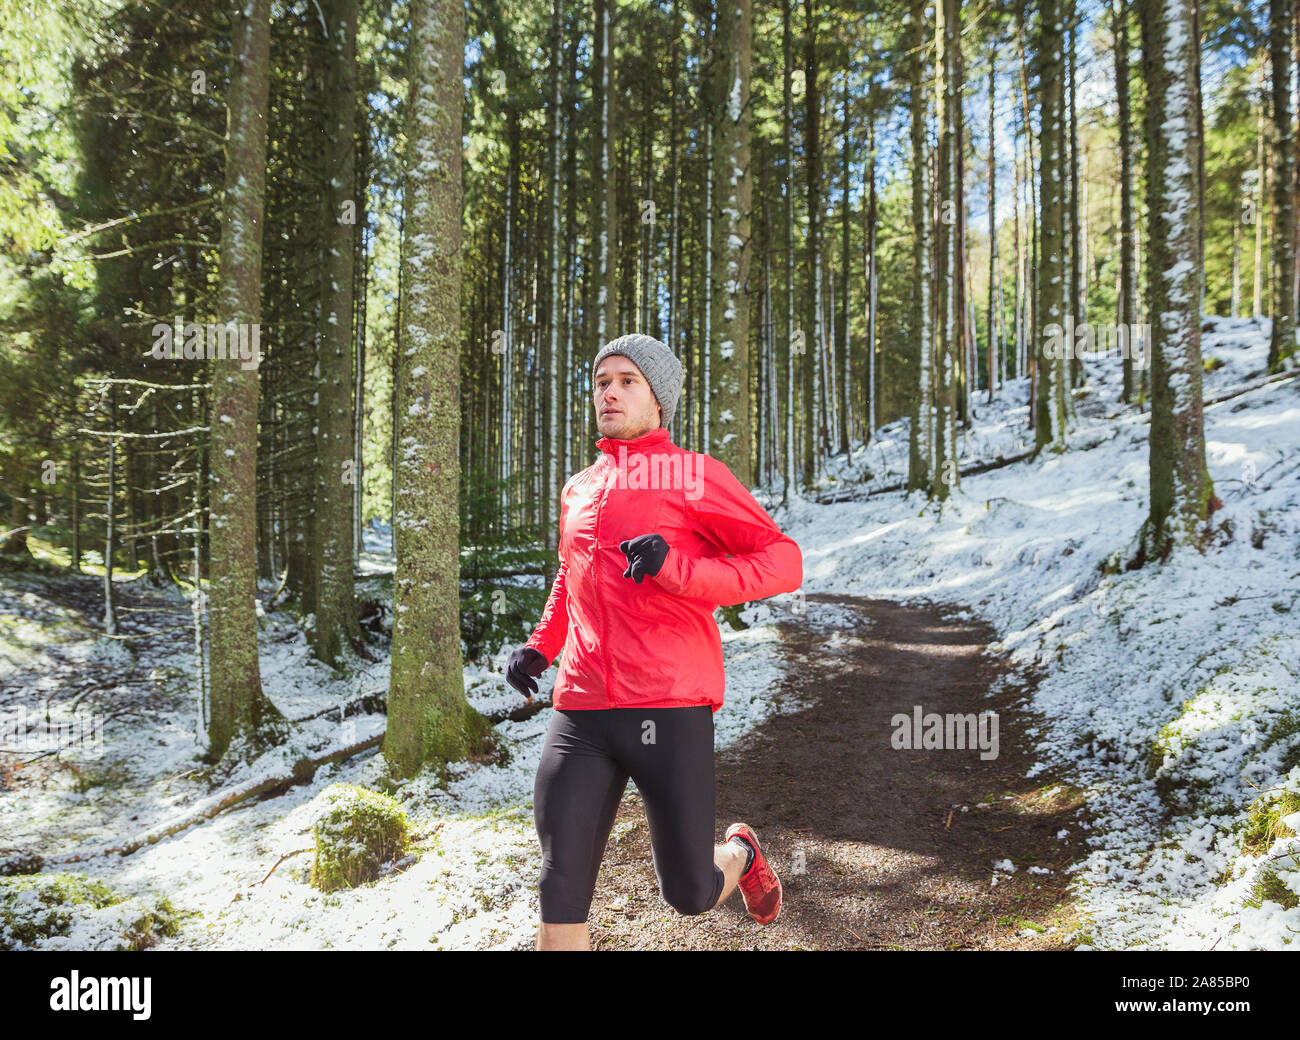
505;333;803;951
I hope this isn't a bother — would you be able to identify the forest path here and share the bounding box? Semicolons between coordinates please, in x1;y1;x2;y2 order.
587;593;1085;950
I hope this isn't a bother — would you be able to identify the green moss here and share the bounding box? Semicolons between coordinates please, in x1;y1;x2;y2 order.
1244;865;1299;911
1241;790;1300;856
0;872;179;950
1260;710;1300;774
309;783;411;893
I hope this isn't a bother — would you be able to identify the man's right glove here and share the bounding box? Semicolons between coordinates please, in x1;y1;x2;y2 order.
505;646;548;699
619;533;670;584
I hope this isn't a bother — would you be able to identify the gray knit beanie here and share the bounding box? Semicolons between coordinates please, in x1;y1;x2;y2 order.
592;334;684;429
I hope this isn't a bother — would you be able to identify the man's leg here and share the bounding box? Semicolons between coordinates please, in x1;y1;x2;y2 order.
533;709;628;950
536;921;589;951
620;705;734;915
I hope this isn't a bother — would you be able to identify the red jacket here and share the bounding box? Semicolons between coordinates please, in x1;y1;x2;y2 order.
525;426;803;712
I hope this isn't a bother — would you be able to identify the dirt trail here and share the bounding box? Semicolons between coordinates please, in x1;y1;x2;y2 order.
588;593;1085;950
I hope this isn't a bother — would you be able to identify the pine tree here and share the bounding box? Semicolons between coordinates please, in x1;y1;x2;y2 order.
1035;0;1069;452
1137;0;1214;558
1268;0;1296;371
710;0;752;484
385;0;486;778
906;0;934;493
206;0;287;763
932;0;961;499
312;0;361;666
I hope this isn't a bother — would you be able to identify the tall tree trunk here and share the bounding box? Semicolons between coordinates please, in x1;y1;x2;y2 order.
386;0;483;778
865;85;878;439
206;0;285;763
987;45;999;403
1035;0;1069;451
782;0;796;501
1068;5;1084;389
1116;0;1138;403
802;0;821;489
104;393;118;635
906;0;934;493
1016;0;1039;419
1269;0;1297;371
312;0;360;666
591;0;617;345
545;0;564;583
837;70;852;456
353;85;370;567
711;0;753;483
70;446;81;573
932;0;960;498
1138;0;1214;558
1254;56;1267;320
564;17;579;476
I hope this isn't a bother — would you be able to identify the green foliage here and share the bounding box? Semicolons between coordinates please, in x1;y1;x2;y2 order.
1245;864;1299;911
0;871;180;950
1259;709;1300;774
1241;789;1300;856
309;783;411;892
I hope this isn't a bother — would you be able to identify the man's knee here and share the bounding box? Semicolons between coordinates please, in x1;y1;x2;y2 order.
661;874;719;916
539;867;594;925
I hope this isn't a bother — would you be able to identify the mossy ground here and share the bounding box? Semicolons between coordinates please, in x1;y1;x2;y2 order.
0;871;181;950
1241;789;1300;856
309;783;412;892
1245;865;1300;911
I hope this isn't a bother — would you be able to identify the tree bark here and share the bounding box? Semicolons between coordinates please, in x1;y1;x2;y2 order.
906;0;934;493
312;0;360;666
206;0;285;763
385;0;484;778
711;0;753;483
1137;0;1214;558
932;0;961;499
1269;0;1297;371
1035;0;1069;452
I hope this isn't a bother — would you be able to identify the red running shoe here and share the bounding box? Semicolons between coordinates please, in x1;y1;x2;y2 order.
726;822;782;925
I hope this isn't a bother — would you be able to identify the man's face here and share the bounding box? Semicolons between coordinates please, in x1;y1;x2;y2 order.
593;355;661;439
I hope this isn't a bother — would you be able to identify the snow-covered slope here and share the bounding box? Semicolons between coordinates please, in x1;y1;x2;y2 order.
778;316;1300;949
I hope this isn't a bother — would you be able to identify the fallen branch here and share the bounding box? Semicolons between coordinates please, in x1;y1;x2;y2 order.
45;733;385;864
259;847;314;886
1203;369;1298;408
289;691;387;724
484;697;550;725
813;449;1035;504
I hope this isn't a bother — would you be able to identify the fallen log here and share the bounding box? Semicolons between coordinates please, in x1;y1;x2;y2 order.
44;734;386;865
484;697;550;725
813;449;1035;504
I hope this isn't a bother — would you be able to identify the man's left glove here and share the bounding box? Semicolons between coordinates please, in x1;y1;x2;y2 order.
505;646;548;699
619;533;670;584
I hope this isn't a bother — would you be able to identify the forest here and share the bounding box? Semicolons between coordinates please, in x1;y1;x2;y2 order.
0;0;1298;953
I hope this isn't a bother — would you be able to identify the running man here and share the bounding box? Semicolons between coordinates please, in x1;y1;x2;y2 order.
505;333;803;951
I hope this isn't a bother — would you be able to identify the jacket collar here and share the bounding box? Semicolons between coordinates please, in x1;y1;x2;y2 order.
596;426;671;456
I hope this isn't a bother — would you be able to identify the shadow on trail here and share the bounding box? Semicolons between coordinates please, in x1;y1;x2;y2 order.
589;593;1086;951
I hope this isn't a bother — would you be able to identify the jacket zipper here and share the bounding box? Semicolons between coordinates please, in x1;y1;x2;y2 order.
594;458;614;708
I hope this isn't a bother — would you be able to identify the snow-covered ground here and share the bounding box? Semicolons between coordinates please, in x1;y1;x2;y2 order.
2;315;1297;950
0;531;809;950
779;315;1300;950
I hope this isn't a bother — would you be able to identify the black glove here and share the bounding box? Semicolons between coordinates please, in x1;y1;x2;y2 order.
619;533;670;584
505;646;548;699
